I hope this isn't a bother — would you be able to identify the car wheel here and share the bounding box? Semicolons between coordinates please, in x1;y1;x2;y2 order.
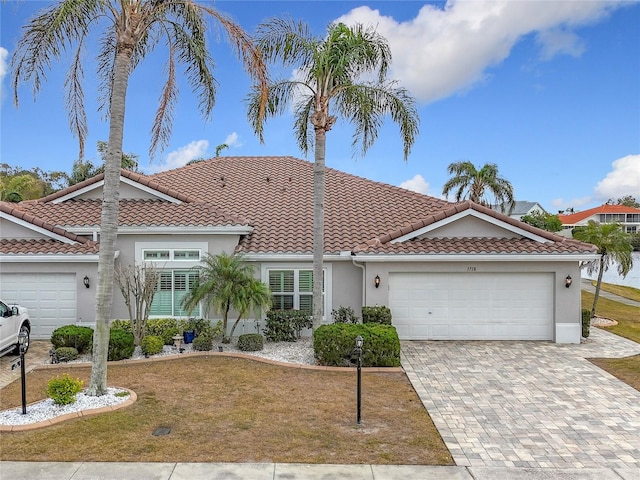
12;325;30;355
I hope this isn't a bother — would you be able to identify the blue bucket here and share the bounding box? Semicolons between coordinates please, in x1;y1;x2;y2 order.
183;330;195;344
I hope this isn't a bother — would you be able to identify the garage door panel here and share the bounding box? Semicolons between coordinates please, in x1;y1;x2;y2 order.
390;272;554;341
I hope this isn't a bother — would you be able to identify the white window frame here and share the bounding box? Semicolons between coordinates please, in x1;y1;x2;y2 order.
142;248;201;262
261;263;332;322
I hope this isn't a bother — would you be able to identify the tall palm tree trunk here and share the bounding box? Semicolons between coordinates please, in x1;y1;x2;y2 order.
87;45;132;396
312;127;327;330
591;255;606;319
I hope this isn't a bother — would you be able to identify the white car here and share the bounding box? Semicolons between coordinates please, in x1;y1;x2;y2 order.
0;300;31;357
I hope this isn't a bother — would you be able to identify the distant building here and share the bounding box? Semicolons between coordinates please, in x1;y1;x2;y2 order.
558;204;640;235
493;201;547;221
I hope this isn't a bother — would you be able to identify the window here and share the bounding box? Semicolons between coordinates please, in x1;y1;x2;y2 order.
268;269;322;314
626;226;637;234
143;249;201;261
150;270;200;317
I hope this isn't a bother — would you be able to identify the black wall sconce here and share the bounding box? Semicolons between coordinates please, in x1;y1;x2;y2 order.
565;275;572;288
374;275;381;288
83;275;90;289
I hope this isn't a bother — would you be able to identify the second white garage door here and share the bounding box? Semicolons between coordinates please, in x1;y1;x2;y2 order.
389;272;554;341
0;273;77;340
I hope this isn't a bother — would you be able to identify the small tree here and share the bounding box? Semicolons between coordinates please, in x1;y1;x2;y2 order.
521;211;562;232
573;221;633;319
115;263;161;346
182;253;271;343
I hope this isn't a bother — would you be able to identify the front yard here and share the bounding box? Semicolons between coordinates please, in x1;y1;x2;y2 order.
585;283;640;391
0;356;453;465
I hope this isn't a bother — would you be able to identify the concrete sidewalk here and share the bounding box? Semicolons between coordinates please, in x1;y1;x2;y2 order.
1;461;638;480
581;279;640;308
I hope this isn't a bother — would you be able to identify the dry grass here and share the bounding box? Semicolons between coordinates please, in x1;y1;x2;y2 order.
0;356;452;465
583;290;640;393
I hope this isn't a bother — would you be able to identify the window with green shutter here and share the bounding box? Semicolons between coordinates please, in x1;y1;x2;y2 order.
266;268;322;314
150;270;200;317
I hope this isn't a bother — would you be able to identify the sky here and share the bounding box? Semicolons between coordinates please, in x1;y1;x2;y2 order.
1;0;639;214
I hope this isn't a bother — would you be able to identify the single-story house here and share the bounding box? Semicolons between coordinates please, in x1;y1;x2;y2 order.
0;156;597;343
493;201;547;221
559;204;640;235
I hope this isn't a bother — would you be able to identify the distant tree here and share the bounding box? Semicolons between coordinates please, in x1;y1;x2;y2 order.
215;144;229;157
606;195;640;208
0;170;52;201
97;141;140;172
521;211;563;232
442;161;515;214
573;221;633;319
182;253;272;343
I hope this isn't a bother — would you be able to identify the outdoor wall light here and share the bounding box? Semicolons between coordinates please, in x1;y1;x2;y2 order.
374;275;381;288
565;275;572;288
83;275;90;289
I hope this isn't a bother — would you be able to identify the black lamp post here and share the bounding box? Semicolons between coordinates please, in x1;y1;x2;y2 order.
355;335;363;425
18;330;28;414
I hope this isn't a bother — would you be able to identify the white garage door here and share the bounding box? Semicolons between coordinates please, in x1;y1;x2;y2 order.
0;273;77;339
389;272;554;341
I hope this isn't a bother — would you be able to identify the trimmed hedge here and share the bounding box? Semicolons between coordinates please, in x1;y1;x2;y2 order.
192;334;213;351
47;374;83;406
582;309;591;338
141;335;164;356
237;334;264;352
108;328;135;361
51;325;94;353
361;306;392;325
313;323;401;367
264;310;312;342
52;346;79;363
331;306;359;324
146;318;180;345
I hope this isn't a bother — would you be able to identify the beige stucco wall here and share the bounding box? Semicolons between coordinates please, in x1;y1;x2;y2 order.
421;216;520;238
0;219;51;239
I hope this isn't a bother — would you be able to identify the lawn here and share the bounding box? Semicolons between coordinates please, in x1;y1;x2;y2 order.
590;280;640;303
584;287;640;392
0;356;453;465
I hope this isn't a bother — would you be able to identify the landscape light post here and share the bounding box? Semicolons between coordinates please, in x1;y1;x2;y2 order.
18;331;28;414
355;335;363;425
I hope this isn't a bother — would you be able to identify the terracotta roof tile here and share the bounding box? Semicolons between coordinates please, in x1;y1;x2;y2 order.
558;204;640;224
0;239;99;255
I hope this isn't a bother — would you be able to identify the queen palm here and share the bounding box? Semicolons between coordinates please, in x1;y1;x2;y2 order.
182;253;271;343
11;0;267;395
442;161;515;214
573;221;633;319
246;19;419;329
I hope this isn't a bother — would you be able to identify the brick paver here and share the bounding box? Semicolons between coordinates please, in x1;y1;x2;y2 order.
0;341;52;389
401;329;640;469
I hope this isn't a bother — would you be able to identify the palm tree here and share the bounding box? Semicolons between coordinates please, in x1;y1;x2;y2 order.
11;0;267;395
442;161;515;214
182;253;271;343
573;221;633;319
246;19;419;329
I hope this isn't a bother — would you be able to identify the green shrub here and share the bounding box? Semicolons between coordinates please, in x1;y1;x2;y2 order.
108;328;135;361
47;374;83;405
145;318;180;345
331;306;359;324
192;334;212;352
361;306;392;325
582;309;591;338
141;335;164;356
52;347;79;363
313;323;400;367
179;318;215;338
264;310;312;342
237;334;264;351
110;319;132;333
50;325;94;353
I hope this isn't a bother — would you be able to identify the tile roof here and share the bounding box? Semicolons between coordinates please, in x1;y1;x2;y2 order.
559;204;640;224
353;201;596;255
16;199;248;227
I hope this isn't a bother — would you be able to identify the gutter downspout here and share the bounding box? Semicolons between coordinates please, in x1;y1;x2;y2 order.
351;253;366;307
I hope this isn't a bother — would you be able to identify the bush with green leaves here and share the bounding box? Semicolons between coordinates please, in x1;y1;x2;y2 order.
47;374;84;405
52;347;79;363
237;333;264;351
141;335;164;356
361;306;392;325
145;318;180;345
582;309;591;338
179;317;215;337
313;323;400;367
50;325;94;353
108;328;135;361
331;306;359;324
110;319;132;333
192;334;213;351
263;310;312;342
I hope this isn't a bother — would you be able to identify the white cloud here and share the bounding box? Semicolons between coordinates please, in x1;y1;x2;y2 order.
0;46;8;104
145;140;209;173
551;196;594;212
594;154;640;201
223;132;241;148
335;1;623;103
399;174;431;195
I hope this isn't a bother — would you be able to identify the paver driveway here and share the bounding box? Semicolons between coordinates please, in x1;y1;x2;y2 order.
402;329;640;469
